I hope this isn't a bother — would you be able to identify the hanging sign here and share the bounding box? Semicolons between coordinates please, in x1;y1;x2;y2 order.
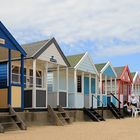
0;38;5;44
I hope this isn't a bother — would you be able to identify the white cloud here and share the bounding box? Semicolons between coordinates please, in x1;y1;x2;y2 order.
0;0;140;57
95;45;140;57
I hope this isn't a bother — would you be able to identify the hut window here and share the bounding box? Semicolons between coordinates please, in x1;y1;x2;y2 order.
29;69;43;88
12;66;20;84
77;75;82;92
23;68;27;88
12;66;27;86
47;72;53;92
36;70;42;88
29;69;33;87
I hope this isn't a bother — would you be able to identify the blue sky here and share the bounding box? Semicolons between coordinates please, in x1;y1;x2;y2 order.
0;0;140;72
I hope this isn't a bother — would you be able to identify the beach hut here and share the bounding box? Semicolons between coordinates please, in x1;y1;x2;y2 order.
11;38;70;108
0;22;26;110
131;72;140;99
95;62;117;107
114;66;132;108
66;52;99;108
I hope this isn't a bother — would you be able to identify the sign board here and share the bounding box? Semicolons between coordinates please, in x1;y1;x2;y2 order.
0;38;5;44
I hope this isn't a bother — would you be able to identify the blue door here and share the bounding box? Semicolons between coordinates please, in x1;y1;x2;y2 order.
91;78;95;93
0;62;8;88
84;77;89;95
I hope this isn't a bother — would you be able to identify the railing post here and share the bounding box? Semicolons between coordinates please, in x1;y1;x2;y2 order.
110;93;121;111
92;95;93;109
119;99;121;111
102;103;103;118
92;94;104;117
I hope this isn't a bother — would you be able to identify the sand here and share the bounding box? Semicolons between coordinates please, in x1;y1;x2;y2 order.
1;118;140;140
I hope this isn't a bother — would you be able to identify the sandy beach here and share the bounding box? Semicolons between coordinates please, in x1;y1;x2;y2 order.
1;118;140;140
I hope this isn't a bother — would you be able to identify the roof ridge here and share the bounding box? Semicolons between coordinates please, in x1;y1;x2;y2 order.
114;66;126;68
95;62;107;65
21;38;52;46
66;52;85;57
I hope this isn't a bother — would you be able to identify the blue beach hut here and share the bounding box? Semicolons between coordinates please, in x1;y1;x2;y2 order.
0;22;26;110
95;62;117;107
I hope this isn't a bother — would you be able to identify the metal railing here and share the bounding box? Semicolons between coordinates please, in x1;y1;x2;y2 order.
109;93;122;110
92;94;105;117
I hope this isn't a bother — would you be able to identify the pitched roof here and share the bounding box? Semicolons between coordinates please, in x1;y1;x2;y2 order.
131;72;136;79
0;21;26;56
21;37;70;66
95;63;107;72
66;53;85;67
22;39;50;58
114;66;125;78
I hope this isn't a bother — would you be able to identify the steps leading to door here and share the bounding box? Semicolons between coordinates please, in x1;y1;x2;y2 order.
0;105;27;133
48;105;72;126
108;102;124;119
83;108;105;122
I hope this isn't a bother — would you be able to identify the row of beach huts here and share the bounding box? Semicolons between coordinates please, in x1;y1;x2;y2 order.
0;23;140;109
0;21;140;114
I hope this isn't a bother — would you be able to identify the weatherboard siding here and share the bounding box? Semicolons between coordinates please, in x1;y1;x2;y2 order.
77;55;97;74
53;70;66;91
84;94;89;108
68;93;75;108
68;71;75;93
48;92;57;108
103;65;116;78
76;93;84;108
92;94;97;108
38;43;67;66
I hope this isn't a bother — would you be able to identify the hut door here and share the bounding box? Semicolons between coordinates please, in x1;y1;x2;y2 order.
0;62;8;108
84;77;89;108
59;92;66;107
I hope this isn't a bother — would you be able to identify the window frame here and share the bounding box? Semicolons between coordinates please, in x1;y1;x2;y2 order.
77;75;82;93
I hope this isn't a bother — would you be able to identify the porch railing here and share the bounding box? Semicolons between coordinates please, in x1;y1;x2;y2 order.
109;93;122;110
92;94;105;118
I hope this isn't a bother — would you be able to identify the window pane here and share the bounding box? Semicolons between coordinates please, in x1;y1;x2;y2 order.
77;76;82;92
12;74;19;83
30;69;33;76
36;71;42;77
12;66;19;74
36;77;42;87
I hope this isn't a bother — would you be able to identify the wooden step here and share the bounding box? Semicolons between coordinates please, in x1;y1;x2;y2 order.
0;121;21;125
48;105;72;126
59;116;70;120
84;108;105;122
0;114;16;117
108;102;124;119
56;112;66;114
0;105;27;133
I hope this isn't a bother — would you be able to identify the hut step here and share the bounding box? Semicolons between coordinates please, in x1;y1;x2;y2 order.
108;102;124;119
83;108;105;122
0;105;27;133
48;105;73;126
0;121;21;125
0;114;16;117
